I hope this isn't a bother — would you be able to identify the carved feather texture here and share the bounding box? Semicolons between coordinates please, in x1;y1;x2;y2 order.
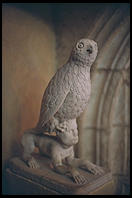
36;38;98;133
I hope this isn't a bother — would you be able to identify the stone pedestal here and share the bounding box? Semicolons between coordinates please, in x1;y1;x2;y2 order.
4;154;115;195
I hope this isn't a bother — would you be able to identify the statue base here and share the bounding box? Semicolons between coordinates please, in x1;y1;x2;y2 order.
5;154;115;195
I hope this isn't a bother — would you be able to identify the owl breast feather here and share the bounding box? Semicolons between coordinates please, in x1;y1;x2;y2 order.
55;70;91;121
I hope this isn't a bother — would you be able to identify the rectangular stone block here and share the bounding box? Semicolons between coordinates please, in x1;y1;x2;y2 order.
4;154;115;195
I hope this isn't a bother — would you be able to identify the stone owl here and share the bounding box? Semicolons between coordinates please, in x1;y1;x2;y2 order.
35;38;98;134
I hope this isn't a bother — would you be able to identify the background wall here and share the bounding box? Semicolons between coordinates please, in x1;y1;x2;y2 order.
2;4;56;164
2;3;130;195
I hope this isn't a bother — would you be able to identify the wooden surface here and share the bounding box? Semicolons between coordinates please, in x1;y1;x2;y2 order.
5;154;115;195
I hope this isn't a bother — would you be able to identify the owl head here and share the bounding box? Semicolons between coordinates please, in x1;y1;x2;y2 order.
71;38;98;66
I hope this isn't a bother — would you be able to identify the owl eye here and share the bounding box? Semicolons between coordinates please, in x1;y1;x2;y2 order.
78;42;84;48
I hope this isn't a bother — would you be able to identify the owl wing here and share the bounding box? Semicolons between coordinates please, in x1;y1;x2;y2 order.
37;65;71;127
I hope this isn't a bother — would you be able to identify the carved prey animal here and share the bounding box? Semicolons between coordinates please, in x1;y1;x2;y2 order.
35;38;98;134
22;120;104;185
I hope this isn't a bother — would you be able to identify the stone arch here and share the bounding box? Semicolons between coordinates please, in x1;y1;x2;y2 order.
79;5;130;194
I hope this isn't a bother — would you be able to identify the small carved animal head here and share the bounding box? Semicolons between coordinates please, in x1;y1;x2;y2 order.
71;38;98;66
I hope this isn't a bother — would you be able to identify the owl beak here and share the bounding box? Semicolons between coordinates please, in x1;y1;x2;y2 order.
86;48;92;54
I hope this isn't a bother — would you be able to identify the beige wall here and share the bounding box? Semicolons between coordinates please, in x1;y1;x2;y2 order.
2;4;56;164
